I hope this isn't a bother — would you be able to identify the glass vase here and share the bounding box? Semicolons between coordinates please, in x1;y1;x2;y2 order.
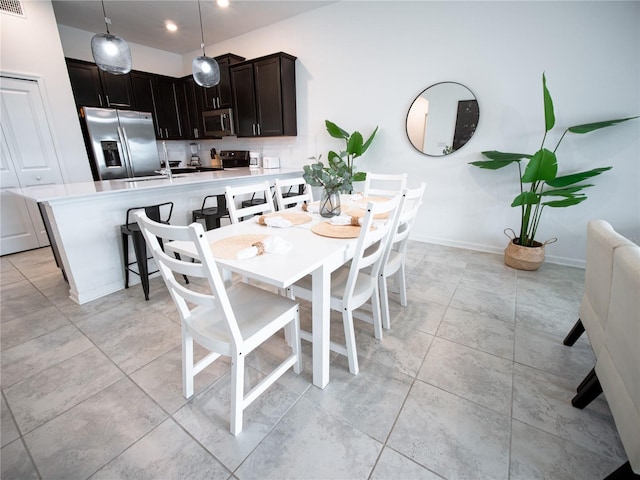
320;188;341;217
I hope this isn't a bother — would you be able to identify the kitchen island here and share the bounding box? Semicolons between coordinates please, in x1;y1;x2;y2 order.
11;168;301;304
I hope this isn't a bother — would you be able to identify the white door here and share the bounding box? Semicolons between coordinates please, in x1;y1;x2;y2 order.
0;76;64;255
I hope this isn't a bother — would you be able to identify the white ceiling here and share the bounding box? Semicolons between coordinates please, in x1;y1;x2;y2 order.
50;1;334;55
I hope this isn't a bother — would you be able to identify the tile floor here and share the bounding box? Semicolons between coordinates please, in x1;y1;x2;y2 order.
0;242;628;479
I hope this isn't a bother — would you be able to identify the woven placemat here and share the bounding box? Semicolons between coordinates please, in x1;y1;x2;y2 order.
311;222;361;239
343;207;389;220
258;211;312;225
210;234;270;259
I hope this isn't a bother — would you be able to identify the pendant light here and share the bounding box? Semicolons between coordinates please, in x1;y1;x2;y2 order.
91;0;132;75
192;0;220;88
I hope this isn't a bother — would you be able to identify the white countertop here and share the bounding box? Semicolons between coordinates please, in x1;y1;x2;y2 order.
11;168;301;203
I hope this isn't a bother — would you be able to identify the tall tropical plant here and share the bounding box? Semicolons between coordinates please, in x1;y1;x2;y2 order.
325;120;378;182
470;73;637;247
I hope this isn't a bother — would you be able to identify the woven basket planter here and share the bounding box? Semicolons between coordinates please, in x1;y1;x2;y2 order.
503;229;557;271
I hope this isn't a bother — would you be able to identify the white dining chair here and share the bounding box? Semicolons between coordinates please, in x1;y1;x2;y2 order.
134;211;302;436
274;177;313;211
288;195;401;375
225;181;276;223
377;182;426;329
362;172;408;197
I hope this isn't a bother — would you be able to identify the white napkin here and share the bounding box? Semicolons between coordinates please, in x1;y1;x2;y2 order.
236;236;293;260
264;216;293;228
349;193;363;202
330;215;361;226
303;202;319;213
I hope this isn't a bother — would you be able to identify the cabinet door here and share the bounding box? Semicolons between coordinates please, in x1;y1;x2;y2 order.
155;76;183;139
100;71;133;108
253;57;284;136
66;59;104;107
183;77;203;139
130;72;160;135
230;63;258;137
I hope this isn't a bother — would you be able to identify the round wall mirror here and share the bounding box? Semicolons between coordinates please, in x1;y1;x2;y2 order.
406;82;479;156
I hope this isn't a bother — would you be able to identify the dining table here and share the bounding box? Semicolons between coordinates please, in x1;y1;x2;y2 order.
166;200;378;389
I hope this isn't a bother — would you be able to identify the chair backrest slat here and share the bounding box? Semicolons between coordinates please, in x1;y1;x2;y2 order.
363;173;407;197
225;181;276;223
274;177;313;210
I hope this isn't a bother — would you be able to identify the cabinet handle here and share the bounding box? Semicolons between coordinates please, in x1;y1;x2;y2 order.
194;128;199;138
105;95;110;107
165;128;169;138
252;124;256;136
257;124;261;136
98;94;103;106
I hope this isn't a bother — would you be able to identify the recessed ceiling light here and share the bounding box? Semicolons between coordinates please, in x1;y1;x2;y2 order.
165;21;178;32
217;0;229;7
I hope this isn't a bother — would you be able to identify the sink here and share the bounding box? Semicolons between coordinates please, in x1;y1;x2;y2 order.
119;175;184;183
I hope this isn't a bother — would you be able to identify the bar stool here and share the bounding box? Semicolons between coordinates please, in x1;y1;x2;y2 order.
121;201;180;301
192;194;229;230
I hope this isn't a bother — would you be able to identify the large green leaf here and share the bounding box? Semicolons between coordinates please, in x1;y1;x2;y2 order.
540;185;593;196
511;191;540;207
542;196;588;208
568;116;638;134
546;167;611;187
325;120;349;140
543;73;555;132
360;126;379;155
347;131;364;156
470;151;531;170
521;149;557;183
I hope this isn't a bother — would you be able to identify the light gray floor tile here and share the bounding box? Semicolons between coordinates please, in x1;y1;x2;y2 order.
304;355;412;442
236;396;382;480
390;300;447;336
514;325;595;381
1;395;20;447
512;363;626;463
5;347;123;434
388;381;511;480
130;345;230;413
0;279;40;302
459;262;517;296
1;305;70;350
1;439;38;480
24;378;166;480
517;275;582;311
436;306;515;360
370;447;443;480
0;289;54;322
406;275;458;306
1;324;93;388
408;259;466;287
0;265;25;286
450;285;516;323
516;296;579;338
173;367;299;471
56;288;146;323
510;420;621;480
92;418;230;480
418;337;513;415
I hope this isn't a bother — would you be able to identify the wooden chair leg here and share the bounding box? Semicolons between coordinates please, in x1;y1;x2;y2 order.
563;318;585;346
182;331;195;398
230;353;245;435
342;309;359;375
572;369;603;409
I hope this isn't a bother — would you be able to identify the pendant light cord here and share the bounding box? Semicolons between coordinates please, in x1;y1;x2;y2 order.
101;0;111;35
197;0;206;55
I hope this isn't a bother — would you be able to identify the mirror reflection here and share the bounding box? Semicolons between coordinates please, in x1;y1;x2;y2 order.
406;82;479;156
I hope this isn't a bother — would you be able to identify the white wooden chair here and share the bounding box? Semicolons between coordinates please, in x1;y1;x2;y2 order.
225;181;276;223
362;172;407;197
274;177;313;210
134;211;301;436
288;196;400;375
378;182;426;329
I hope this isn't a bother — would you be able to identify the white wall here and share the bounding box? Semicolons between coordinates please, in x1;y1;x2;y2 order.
0;1;92;183
37;1;640;266
193;0;640;266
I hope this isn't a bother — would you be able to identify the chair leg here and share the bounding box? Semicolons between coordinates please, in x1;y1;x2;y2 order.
230;353;245;436
379;274;391;330
398;263;407;307
563;318;585;346
576;366;597;393
342;308;359;375
290;307;302;374
605;461;640;480
371;286;383;340
131;231;150;300
572;368;603;409
182;330;195;398
122;232;130;288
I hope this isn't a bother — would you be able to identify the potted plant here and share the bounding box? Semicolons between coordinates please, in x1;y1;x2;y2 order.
470;73;637;270
303;120;379;217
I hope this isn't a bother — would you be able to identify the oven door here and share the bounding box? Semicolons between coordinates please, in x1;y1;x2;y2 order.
202;108;234;137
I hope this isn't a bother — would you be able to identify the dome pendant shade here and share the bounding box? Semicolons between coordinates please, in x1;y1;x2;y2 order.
192;56;220;87
91;33;132;75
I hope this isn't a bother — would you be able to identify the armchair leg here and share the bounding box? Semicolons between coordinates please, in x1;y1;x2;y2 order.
563;318;585;346
571;369;602;409
605;461;640;480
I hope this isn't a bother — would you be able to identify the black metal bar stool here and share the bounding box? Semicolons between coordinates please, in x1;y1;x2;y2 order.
192;194;229;230
121;201;183;300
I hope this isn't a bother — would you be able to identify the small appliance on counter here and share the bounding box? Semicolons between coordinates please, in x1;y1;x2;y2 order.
219;150;250;169
262;156;281;169
189;143;201;166
249;151;262;169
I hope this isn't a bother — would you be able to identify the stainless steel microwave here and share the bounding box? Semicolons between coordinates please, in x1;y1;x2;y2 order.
202;108;234;137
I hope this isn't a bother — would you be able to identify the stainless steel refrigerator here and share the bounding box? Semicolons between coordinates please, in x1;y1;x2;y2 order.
81;107;161;180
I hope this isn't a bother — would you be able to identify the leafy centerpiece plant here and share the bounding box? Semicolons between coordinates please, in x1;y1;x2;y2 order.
303;120;378;217
470;73;637;270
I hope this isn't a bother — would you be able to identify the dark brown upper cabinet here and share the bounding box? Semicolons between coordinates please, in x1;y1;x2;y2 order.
202;54;245;110
154;75;187;140
65;58;133;109
230;52;297;137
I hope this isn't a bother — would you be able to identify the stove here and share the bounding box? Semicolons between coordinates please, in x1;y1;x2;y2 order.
219;150;250;169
